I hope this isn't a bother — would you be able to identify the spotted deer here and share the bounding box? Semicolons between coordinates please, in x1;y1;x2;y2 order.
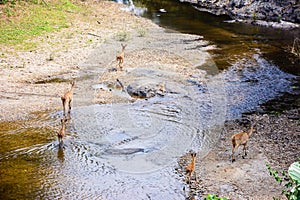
61;81;75;117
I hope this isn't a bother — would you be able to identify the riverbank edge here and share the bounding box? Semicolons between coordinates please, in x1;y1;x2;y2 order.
182;0;300;29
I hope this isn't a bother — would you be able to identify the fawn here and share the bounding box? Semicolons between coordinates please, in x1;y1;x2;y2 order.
57;118;68;147
61;81;75;117
186;153;197;183
116;43;127;70
231;124;255;162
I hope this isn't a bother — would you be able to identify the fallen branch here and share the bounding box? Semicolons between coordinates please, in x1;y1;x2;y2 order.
291;37;300;58
88;33;101;38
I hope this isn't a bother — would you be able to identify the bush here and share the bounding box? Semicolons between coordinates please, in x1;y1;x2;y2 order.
266;161;300;200
0;0;9;4
204;194;228;200
137;27;147;37
114;30;130;41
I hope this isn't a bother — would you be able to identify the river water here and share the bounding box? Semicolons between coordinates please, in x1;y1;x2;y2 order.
1;1;299;199
126;0;300;111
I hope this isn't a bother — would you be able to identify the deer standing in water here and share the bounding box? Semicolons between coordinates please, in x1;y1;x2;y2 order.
57;118;68;147
186;152;197;183
231;124;255;162
61;81;75;117
116;43;127;71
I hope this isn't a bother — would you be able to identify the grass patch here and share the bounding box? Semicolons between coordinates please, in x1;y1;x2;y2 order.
136;27;147;37
114;29;131;41
0;0;81;49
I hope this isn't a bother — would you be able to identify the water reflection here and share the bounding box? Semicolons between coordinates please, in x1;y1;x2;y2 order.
57;147;65;163
131;0;300;75
115;0;148;16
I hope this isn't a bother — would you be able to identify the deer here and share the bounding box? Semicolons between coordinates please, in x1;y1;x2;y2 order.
61;81;75;117
57;118;68;147
116;43;127;71
186;152;197;183
231;123;255;162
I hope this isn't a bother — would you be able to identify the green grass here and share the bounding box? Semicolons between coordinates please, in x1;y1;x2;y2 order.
114;29;131;41
0;0;81;50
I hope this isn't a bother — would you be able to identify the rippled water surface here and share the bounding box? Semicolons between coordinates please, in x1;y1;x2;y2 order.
1;56;295;198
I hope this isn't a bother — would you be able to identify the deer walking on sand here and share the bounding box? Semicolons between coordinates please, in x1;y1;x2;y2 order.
116;44;127;71
186;152;197;183
61;81;75;117
231;124;255;162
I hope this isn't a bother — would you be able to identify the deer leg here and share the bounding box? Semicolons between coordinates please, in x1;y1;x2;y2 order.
119;59;123;71
68;99;72;115
187;172;191;183
62;98;66;116
58;136;62;147
59;139;64;148
117;60;120;68
242;144;247;159
232;142;240;162
232;145;236;162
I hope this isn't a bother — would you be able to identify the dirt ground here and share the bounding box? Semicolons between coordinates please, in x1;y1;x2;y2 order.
178;110;299;199
0;1;299;199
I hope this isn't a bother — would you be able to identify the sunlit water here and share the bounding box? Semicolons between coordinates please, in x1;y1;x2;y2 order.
1;0;298;199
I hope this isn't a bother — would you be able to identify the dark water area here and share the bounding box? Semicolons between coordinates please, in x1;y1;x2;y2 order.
131;0;300;76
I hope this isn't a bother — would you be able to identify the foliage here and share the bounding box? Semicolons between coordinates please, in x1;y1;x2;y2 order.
204;194;228;200
0;0;9;4
266;161;300;200
0;0;81;49
114;30;130;41
136;27;147;37
289;162;300;183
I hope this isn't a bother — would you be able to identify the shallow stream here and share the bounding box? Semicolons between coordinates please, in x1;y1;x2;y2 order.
1;1;299;199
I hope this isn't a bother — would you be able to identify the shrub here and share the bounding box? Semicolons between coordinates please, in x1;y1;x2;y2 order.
266;160;300;200
137;27;147;37
204;194;228;200
114;30;130;41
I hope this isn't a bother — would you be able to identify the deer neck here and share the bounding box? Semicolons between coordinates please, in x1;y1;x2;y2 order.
61;122;66;131
70;85;75;94
192;157;196;165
